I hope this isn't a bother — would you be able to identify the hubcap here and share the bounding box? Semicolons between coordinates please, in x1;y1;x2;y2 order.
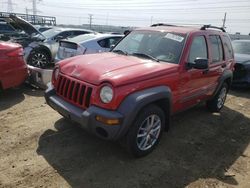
31;52;48;67
217;87;227;109
136;114;162;151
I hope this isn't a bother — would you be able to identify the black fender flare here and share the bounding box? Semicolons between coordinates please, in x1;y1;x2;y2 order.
115;86;172;139
213;70;233;97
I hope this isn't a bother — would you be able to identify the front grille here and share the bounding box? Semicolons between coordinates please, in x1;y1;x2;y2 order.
234;64;247;80
55;74;93;109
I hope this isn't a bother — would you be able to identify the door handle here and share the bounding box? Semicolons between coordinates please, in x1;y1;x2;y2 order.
203;69;209;74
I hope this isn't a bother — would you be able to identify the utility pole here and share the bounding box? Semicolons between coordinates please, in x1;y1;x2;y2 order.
222;12;227;29
32;0;37;15
89;14;93;29
150;16;153;25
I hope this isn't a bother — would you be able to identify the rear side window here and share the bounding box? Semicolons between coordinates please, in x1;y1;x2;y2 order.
188;36;208;63
209;35;224;63
223;35;234;59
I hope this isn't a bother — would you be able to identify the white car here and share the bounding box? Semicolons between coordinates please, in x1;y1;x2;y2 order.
55;33;123;62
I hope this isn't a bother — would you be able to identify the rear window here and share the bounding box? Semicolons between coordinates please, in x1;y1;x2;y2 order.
223;35;234;59
69;34;96;43
232;41;250;55
209;35;224;63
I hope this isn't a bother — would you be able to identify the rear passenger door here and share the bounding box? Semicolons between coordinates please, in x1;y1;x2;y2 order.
206;35;226;95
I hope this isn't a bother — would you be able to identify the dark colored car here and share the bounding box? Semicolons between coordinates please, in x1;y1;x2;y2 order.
0;42;28;90
45;24;235;157
232;40;250;87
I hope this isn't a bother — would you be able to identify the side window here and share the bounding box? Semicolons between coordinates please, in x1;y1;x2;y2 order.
188;36;208;63
109;37;122;46
98;37;123;49
98;39;109;48
222;35;234;59
57;31;73;39
72;30;89;37
209;35;224;63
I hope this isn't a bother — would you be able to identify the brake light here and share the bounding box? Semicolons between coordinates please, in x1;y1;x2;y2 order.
6;47;24;57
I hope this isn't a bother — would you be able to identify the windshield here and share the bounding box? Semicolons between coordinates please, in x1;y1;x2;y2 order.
112;30;186;64
232;41;250;55
41;28;63;38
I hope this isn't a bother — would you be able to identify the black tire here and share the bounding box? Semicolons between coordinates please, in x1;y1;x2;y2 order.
28;49;50;68
124;104;165;158
206;82;228;112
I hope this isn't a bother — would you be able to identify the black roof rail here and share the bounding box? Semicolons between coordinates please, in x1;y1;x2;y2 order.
200;25;226;32
151;23;177;27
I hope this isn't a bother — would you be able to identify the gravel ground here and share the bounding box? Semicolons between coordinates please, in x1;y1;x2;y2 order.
0;85;249;188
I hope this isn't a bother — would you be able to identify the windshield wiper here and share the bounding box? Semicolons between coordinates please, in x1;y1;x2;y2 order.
131;52;159;62
112;49;128;55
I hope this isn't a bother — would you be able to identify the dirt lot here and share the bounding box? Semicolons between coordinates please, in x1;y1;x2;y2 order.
0;85;249;188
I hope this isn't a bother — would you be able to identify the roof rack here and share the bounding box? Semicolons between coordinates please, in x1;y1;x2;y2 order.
200;25;226;32
151;23;177;27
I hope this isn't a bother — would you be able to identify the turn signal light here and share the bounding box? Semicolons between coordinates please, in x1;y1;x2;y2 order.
96;115;120;125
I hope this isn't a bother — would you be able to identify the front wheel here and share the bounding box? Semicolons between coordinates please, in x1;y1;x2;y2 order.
206;83;228;112
28;49;50;68
124;105;165;157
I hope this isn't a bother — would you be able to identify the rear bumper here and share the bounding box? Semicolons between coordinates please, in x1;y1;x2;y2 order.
28;65;53;89
45;83;124;140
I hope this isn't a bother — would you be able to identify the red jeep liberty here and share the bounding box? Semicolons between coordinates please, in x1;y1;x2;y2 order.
45;24;235;157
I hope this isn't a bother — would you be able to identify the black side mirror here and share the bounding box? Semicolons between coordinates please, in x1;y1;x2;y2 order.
187;58;208;70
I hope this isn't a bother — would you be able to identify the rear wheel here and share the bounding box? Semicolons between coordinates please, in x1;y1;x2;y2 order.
206;83;228;112
124;105;165;157
28;49;50;68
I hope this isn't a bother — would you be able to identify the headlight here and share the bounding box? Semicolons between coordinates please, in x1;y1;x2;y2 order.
54;68;59;81
100;86;113;103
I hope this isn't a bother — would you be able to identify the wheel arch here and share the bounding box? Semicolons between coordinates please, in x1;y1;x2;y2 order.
213;70;233;97
116;86;172;139
29;45;52;62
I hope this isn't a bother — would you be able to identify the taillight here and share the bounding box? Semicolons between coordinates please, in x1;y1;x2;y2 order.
6;47;23;57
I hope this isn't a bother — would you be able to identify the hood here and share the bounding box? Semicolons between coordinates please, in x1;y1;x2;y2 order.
4;15;43;37
235;53;250;64
59;52;178;86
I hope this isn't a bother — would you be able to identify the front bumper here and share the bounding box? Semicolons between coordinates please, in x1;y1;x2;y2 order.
45;83;124;140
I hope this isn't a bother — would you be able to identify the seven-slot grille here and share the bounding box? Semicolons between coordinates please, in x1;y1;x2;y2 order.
55;74;93;109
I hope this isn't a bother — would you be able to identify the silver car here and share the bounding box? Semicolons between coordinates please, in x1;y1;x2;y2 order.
25;27;94;68
2;15;95;68
55;33;123;62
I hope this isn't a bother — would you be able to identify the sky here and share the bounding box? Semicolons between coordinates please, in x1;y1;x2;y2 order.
1;0;250;34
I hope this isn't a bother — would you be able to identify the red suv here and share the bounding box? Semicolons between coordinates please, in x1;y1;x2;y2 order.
45;24;235;157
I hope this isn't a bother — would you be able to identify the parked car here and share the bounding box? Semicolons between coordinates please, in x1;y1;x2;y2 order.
0;42;28;90
55;33;123;62
232;40;250;87
45;24;235;157
1;15;95;68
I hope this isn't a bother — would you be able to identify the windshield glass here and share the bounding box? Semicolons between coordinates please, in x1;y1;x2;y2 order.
112;30;186;64
41;28;63;38
232;41;250;55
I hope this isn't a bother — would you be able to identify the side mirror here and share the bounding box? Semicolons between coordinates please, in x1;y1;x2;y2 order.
187;58;208;70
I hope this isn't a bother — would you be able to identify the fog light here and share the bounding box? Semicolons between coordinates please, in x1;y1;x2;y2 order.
96;115;120;125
